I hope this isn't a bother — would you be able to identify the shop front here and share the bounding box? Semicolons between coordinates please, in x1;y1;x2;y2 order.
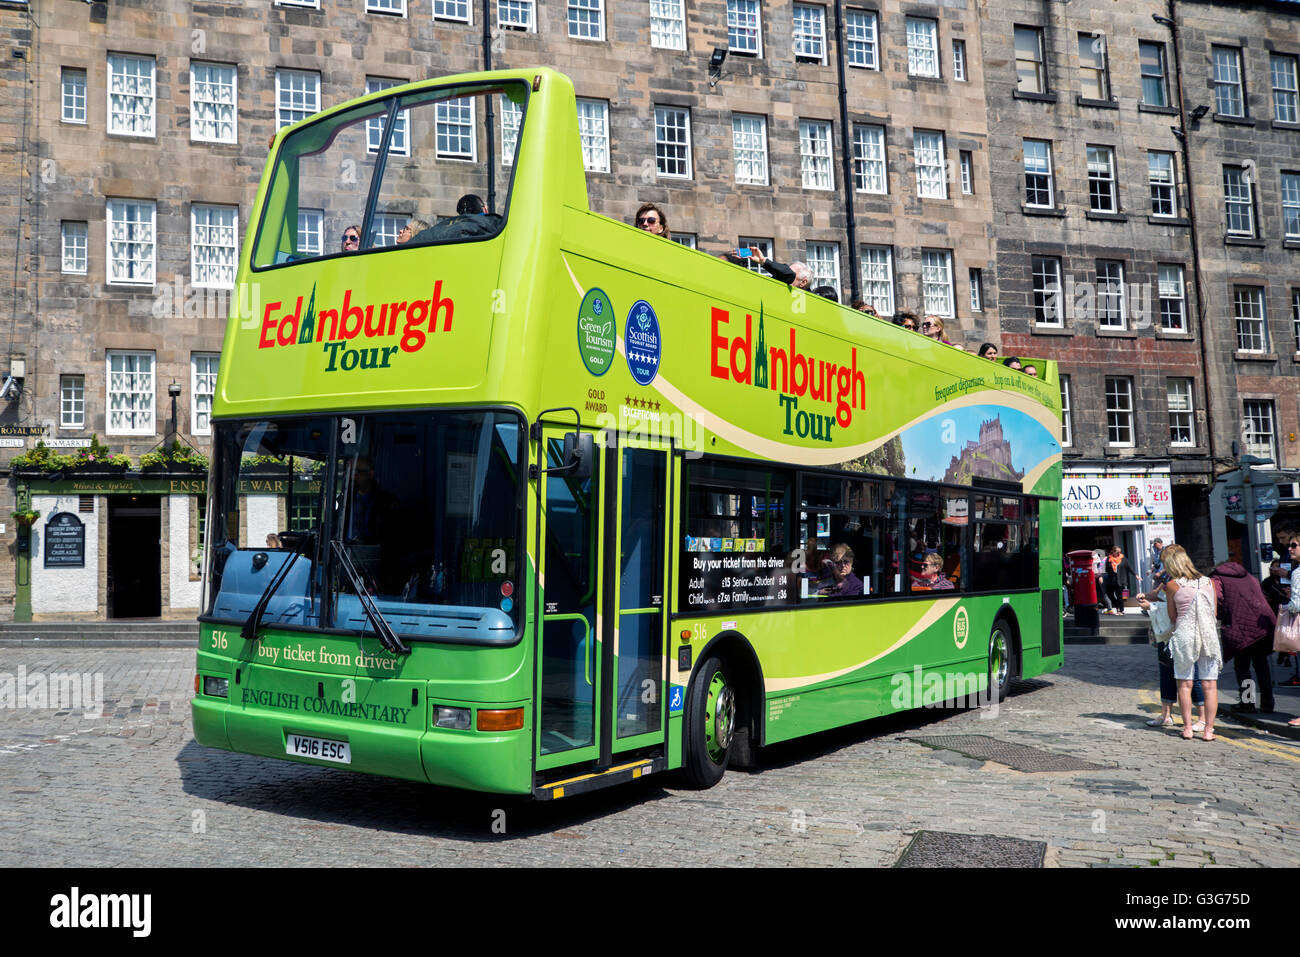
12;472;207;621
1061;468;1175;600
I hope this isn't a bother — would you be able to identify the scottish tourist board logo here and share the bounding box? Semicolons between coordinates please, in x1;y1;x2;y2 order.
625;300;661;386
577;287;616;376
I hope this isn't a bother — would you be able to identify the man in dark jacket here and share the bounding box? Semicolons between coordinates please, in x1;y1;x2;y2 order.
1210;561;1277;713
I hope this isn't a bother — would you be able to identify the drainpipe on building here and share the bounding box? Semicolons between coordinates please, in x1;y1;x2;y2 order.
482;0;496;215
832;0;860;303
1163;0;1218;476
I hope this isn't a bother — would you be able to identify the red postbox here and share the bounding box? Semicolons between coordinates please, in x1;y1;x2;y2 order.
1067;550;1098;606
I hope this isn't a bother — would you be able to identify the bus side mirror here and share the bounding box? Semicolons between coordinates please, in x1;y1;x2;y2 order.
561;431;594;480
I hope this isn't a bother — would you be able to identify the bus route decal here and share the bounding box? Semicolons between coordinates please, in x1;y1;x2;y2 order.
577;287;616;376
625;300;661;386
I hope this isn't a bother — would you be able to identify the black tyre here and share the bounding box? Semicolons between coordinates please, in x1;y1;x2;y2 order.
988;621;1016;704
681;654;736;789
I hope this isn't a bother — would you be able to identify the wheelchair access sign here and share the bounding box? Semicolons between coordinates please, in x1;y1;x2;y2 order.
668;685;685;715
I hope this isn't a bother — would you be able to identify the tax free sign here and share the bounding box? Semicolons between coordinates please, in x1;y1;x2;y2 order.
1061;473;1173;524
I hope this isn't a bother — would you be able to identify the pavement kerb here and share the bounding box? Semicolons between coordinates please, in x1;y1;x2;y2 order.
0;638;198;648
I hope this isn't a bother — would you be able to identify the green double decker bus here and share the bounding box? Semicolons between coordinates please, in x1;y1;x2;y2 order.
193;68;1064;799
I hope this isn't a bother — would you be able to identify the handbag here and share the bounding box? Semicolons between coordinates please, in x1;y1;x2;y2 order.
1275;609;1300;654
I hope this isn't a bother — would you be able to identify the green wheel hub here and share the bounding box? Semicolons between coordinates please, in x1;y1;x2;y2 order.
991;629;1009;691
704;670;735;763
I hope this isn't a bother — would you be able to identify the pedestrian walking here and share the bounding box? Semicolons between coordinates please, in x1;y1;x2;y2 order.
1160;545;1222;741
1210;560;1277;714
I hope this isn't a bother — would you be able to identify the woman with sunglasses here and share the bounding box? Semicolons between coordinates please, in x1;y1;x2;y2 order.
921;314;954;345
818;543;863;599
633;202;671;240
893;310;919;333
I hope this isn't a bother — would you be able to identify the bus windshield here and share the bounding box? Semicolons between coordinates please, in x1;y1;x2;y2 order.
252;81;528;268
204;410;525;644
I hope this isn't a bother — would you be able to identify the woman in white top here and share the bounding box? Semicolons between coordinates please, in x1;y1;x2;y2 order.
1160;545;1222;741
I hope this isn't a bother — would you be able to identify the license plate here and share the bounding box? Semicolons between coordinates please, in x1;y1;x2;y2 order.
285;733;351;764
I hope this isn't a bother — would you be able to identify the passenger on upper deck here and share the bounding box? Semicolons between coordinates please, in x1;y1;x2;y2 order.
921;314;956;346
396;218;431;245
1002;356;1023;372
978;342;999;360
1023;363;1039;378
633;202;671;240
893;311;918;332
745;247;811;289
409;194;499;244
341;225;361;253
813;285;839;303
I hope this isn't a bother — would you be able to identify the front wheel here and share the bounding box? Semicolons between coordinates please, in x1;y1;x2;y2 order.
988;622;1016;704
681;654;736;789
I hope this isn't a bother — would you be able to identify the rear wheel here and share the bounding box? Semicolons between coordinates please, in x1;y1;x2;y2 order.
682;654;735;789
988;622;1015;703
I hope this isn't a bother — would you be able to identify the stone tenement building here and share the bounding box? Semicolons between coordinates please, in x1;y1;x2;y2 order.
0;0;1294;620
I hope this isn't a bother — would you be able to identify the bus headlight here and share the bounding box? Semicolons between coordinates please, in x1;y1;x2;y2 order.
203;676;230;698
434;706;472;730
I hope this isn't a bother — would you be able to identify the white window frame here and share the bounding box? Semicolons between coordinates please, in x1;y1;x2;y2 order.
191;354;219;436
365;77;410;155
959;150;973;195
106;351;156;436
799;119;833;190
806;241;840;293
953;39;967;82
732;114;769;186
367;0;407;14
906;17;939;78
61;221;88;275
1292;288;1300;354
1148;151;1176;218
1158;264;1186;333
737;237;773;274
1242;399;1277;462
1281;171;1300;240
276;0;320;7
671;233;697;250
567;0;605;41
793;4;827;64
727;0;762;57
1167;378;1196;448
914;130;947;200
435;97;477;161
498;0;535;31
655;105;692;179
61;67;87;124
968;268;982;312
1234;286;1268;353
275;69;320;129
1272;53;1299;124
191;204;239;289
60;374;86;430
1059;375;1073;447
1097;260;1126;330
500;96;522;167
1223;165;1255;236
107;54;156;137
576;98;610;173
433;0;472;22
650;0;686;51
1087;145;1117;213
920;249;953;318
372;213;407;248
190;61;238;145
859;245;894;316
297;208;324;258
1105;376;1135;448
1023;139;1054;207
852;124;886;194
1213;45;1245;117
845;9;878;70
106;198;156;287
1031;255;1063;327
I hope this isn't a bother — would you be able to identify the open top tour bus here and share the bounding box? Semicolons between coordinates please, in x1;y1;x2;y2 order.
193;68;1064;799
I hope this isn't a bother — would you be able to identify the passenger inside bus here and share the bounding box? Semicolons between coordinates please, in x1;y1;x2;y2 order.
818;543;863;599
410;193;501;244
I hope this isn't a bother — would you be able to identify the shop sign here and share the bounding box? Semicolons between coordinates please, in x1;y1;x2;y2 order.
0;425;48;436
44;512;85;568
1062;473;1174;524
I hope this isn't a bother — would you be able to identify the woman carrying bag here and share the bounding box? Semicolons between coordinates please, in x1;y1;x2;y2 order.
1159;545;1222;741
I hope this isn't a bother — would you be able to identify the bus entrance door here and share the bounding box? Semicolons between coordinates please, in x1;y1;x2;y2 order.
535;428;672;791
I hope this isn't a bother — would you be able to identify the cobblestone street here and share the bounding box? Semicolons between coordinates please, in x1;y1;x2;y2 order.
2;643;1297;867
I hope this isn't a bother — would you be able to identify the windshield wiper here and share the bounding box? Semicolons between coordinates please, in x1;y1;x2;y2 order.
241;531;314;641
330;540;410;655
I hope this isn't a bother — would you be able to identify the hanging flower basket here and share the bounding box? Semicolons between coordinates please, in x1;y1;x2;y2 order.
11;509;40;527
